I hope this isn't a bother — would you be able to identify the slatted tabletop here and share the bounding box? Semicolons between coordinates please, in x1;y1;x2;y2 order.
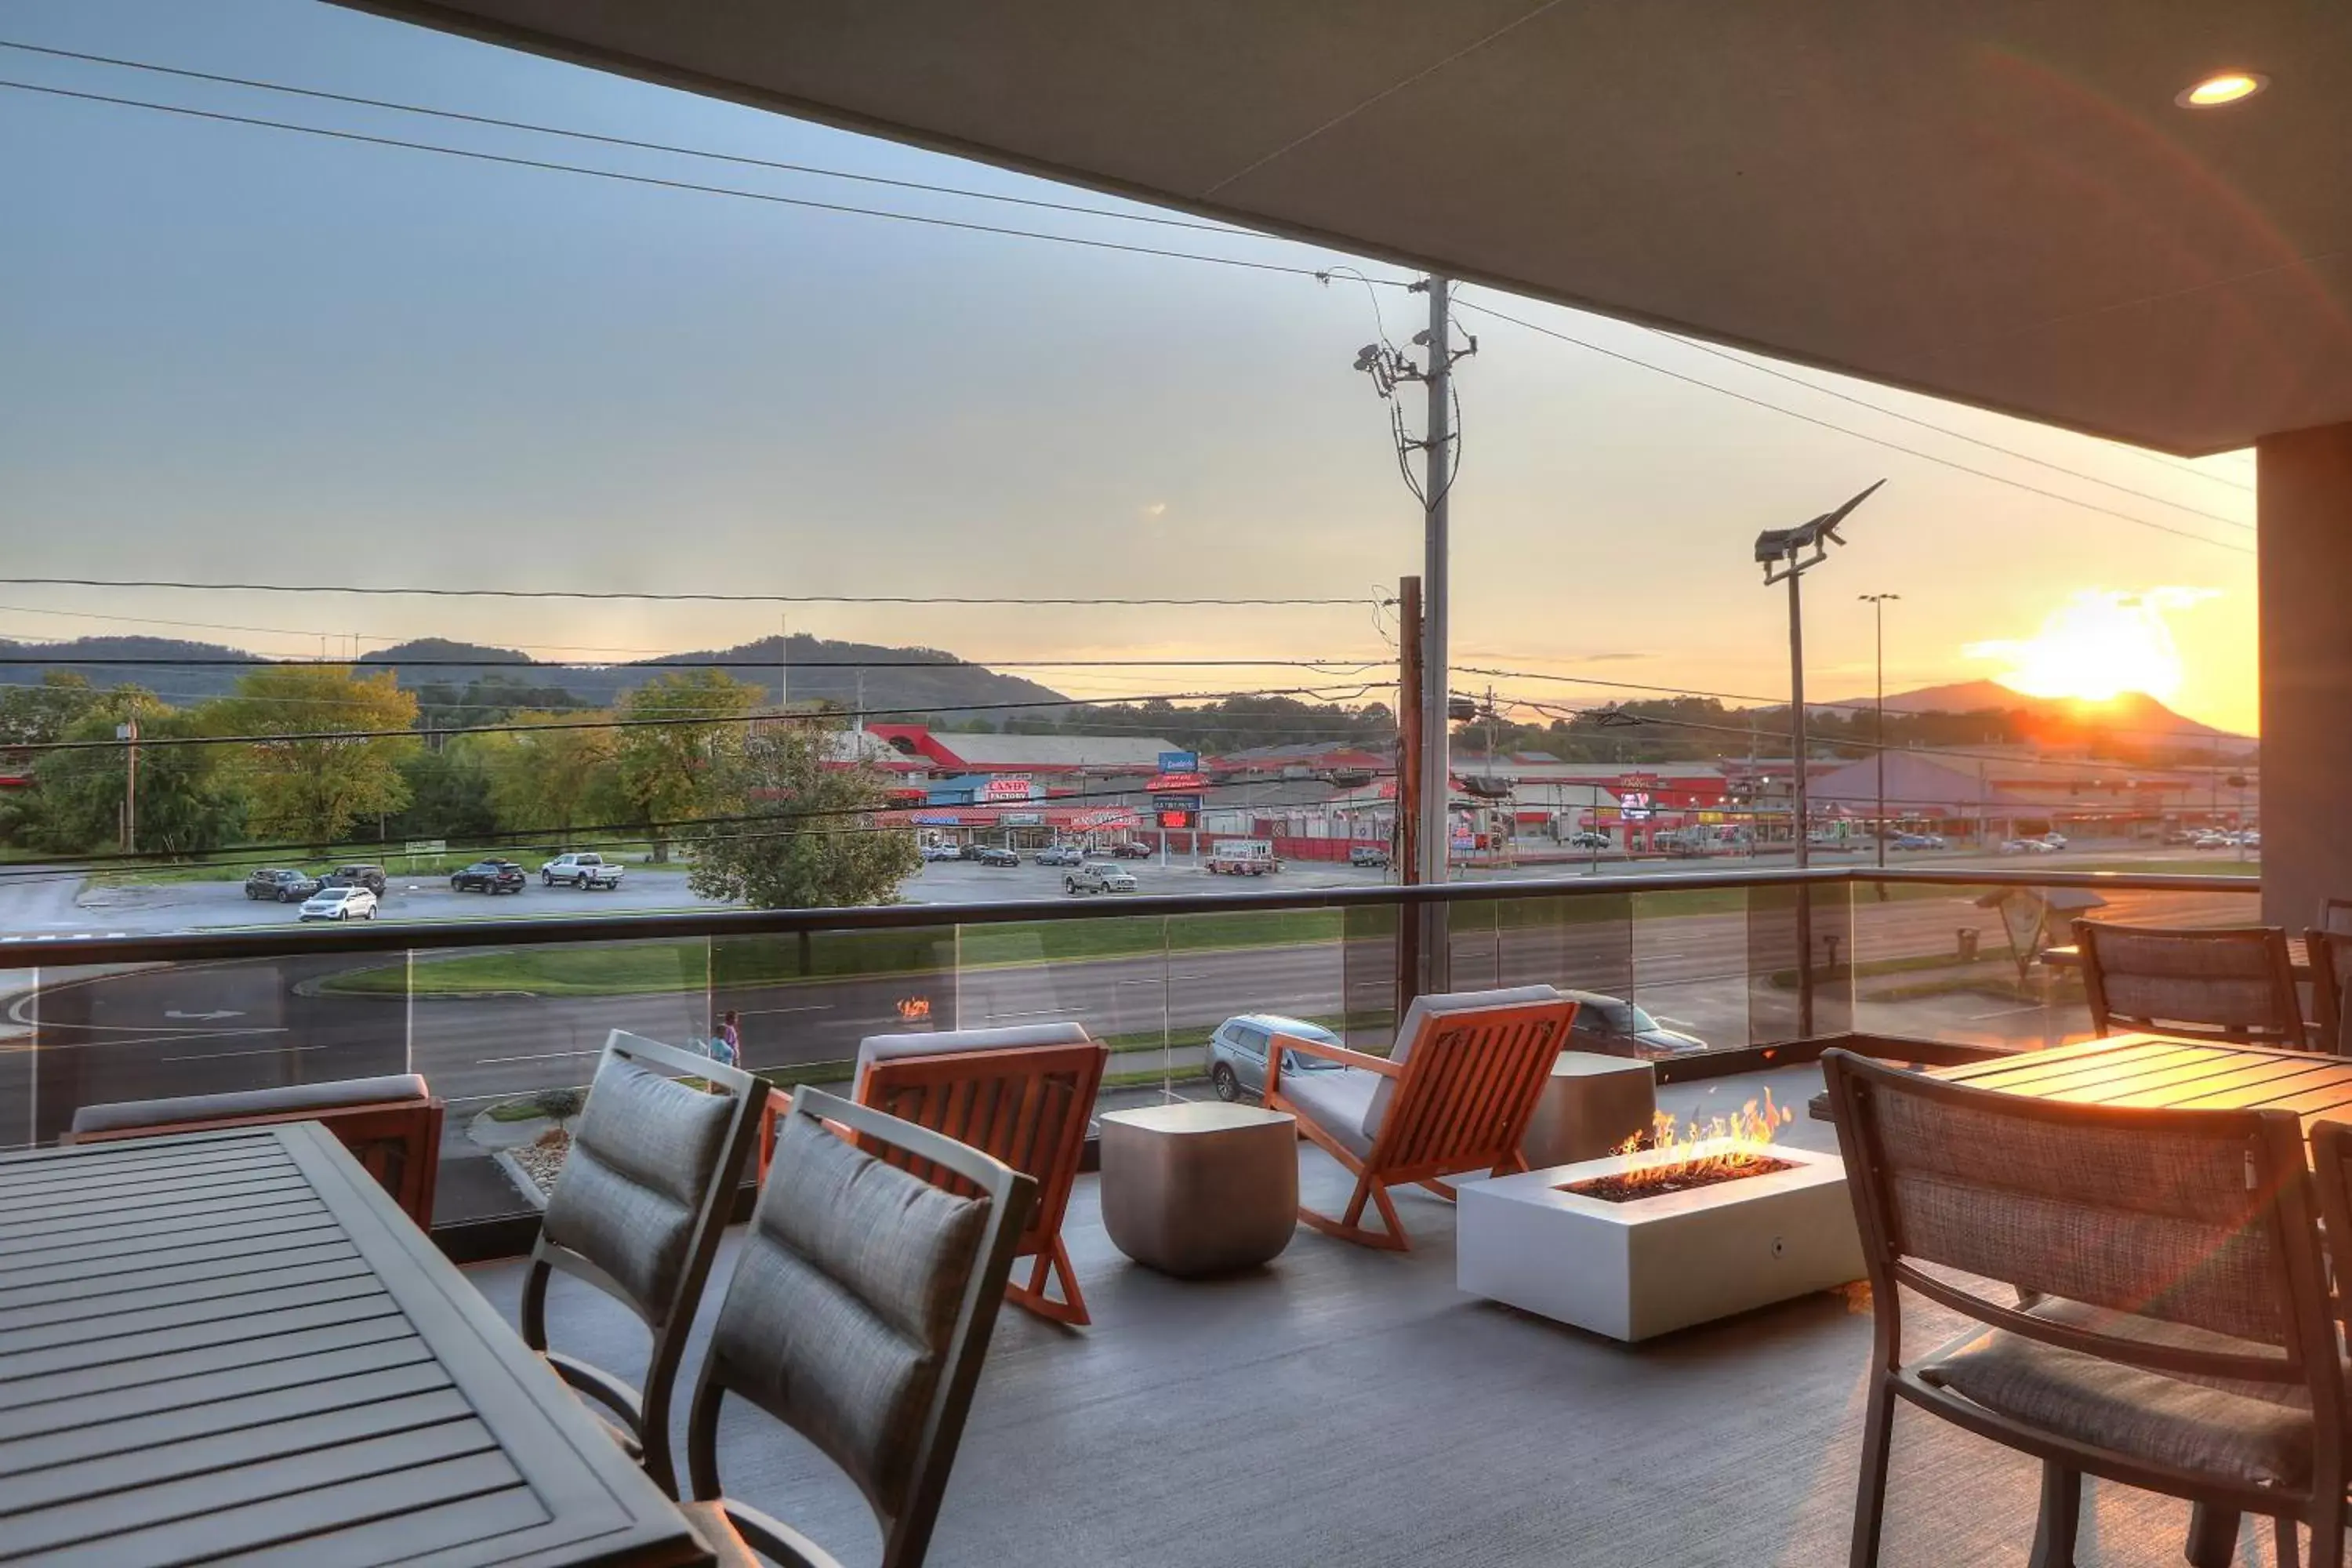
1929;1031;2352;1132
0;1124;710;1567
2039;937;2313;978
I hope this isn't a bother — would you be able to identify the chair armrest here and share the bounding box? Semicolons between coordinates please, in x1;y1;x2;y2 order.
1268;1033;1400;1076
691;1497;848;1568
545;1350;645;1433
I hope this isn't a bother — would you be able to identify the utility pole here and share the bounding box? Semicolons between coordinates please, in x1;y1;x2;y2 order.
116;716;139;855
777;613;789;712
1417;277;1454;896
1860;593;1899;868
1396;576;1425;1005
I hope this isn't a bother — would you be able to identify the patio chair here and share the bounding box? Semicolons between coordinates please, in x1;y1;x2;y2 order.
1265;985;1577;1250
2317;897;2352;937
1823;1048;2343;1568
684;1085;1034;1568
65;1072;443;1226
2307;928;2352;1054
2072;919;2305;1048
758;1023;1105;1326
521;1030;769;1497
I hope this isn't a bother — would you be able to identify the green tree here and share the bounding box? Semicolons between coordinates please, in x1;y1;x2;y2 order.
615;671;760;862
687;724;917;909
0;671;100;749
28;689;242;855
388;736;501;842
483;714;622;839
204;666;419;845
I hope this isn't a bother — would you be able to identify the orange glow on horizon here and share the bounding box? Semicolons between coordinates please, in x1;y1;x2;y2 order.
1965;588;2216;706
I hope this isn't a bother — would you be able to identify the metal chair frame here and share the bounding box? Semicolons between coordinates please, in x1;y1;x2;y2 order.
2073;918;2306;1047
687;1085;1035;1568
520;1029;768;1497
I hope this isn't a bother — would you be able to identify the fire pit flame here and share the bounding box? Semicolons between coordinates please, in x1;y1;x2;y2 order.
896;996;932;1022
1563;1089;1798;1203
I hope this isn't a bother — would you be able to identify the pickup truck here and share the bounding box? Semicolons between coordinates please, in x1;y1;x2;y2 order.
1065;860;1138;895
540;852;626;890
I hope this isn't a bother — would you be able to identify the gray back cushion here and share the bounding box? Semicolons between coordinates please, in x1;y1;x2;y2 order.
71;1073;430;1135
853;1023;1091;1095
1365;985;1565;1139
712;1112;987;1518
542;1057;735;1315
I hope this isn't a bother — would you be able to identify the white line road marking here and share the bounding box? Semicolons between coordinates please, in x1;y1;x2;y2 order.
12;1026;292;1051
984;1007;1073;1021
738;1004;830;1017
161;1042;335;1063
475;1048;603;1065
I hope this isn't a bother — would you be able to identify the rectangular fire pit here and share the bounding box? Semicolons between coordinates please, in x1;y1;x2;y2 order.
1455;1139;1864;1341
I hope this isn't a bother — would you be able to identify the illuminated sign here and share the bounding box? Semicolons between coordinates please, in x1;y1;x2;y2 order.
1147;772;1210;793
980;775;1038;802
1159;751;1200;774
1620;791;1654;821
1157;810;1192;829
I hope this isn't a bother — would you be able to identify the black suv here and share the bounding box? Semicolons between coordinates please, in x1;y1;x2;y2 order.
974;846;1021;868
449;859;526;895
323;864;387;895
244;868;320;903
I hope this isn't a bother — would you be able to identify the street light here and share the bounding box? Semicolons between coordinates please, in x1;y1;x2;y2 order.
1755;480;1883;867
1859;593;1900;868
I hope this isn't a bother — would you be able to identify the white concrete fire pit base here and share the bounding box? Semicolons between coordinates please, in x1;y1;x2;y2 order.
1455;1139;1864;1342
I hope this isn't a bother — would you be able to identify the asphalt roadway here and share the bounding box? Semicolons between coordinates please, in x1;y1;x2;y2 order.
0;864;2254;1149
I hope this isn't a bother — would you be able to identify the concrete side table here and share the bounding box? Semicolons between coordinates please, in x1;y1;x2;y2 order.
1099;1102;1298;1277
1520;1051;1657;1168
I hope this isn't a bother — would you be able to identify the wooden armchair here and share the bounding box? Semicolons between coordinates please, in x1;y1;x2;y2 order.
66;1072;443;1227
1266;985;1576;1250
758;1023;1106;1326
2073;919;2305;1047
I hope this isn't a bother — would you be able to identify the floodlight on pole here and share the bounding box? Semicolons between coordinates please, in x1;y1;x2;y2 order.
1859;593;1900;868
1753;479;1883;868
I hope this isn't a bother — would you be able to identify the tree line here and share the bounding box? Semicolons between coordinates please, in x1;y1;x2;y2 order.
0;667;915;908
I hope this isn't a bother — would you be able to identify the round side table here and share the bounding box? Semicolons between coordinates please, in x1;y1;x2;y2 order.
1098;1102;1298;1277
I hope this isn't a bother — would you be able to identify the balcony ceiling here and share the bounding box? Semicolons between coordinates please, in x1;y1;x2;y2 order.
341;2;2352;455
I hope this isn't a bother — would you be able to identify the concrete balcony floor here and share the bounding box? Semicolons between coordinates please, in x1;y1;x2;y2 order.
465;1066;2273;1566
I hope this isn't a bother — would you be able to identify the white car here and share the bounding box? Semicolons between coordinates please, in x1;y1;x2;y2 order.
1065;861;1138;895
299;886;378;921
2000;838;2057;855
2039;833;2069;850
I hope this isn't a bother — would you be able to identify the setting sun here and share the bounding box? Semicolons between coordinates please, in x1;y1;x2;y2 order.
1965;588;2216;705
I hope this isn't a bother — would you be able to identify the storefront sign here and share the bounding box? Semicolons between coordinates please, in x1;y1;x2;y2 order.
1159;751;1199;774
1148;771;1210;793
981;775;1038;802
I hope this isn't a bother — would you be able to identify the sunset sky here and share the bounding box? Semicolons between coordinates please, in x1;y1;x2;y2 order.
0;1;2262;733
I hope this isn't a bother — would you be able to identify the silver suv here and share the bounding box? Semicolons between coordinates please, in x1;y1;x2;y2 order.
1207;1013;1346;1102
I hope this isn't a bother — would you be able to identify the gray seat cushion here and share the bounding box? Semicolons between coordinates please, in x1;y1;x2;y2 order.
1918;1301;2314;1488
1282;1067;1382;1161
1366;985;1565;1139
71;1073;430;1135
541;1058;735;1313
852;1023;1091;1096
713;1110;986;1517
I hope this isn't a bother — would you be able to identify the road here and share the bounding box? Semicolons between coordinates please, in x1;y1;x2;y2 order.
0;873;2255;1149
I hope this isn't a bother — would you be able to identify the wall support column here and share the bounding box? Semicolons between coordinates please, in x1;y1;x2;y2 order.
2257;423;2352;927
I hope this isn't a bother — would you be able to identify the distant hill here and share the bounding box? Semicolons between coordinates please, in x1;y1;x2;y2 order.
3;633;1073;722
1815;677;2252;757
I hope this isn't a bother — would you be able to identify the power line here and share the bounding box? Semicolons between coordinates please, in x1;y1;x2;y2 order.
0;575;1374;608
1453;297;2256;556
0;653;1389;671
1653;332;2255;530
0;77;1404;287
0;38;1263;238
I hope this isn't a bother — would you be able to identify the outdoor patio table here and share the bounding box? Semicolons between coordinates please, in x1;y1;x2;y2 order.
0;1123;710;1566
1925;1032;2352;1128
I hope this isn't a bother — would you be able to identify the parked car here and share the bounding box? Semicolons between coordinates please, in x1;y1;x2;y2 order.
299;886;378;922
1207;1013;1347;1102
974;846;1020;868
1065;860;1138;895
1566;830;1610;850
920;842;963;862
451;858;527;894
2039;833;2070;850
1562;989;1708;1058
539;852;624;890
1348;844;1392;869
2000;837;2058;855
1034;844;1085;867
957;843;989;861
1106;840;1152;858
321;863;388;895
1890;833;1944;851
244;868;320;903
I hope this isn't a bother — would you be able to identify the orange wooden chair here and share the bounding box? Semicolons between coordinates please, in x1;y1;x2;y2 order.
1266;985;1577;1250
759;1023;1107;1326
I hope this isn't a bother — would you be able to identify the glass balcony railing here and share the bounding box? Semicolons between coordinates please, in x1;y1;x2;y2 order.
0;867;2264;1231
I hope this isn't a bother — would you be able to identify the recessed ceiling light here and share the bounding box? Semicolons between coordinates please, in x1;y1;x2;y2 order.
2177;71;2268;107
